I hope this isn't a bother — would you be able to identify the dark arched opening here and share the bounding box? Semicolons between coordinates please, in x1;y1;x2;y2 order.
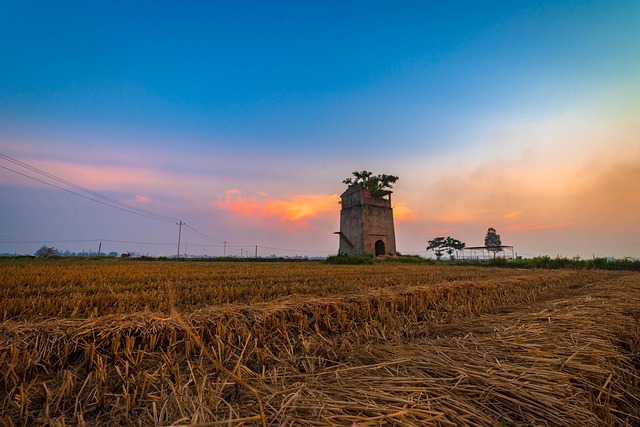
375;240;385;256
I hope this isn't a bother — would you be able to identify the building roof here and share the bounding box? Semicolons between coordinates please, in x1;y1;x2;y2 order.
464;245;514;250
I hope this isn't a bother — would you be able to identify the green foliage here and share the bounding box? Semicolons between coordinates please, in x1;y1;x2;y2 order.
586;257;640;271
472;255;640;271
326;253;433;265
529;256;570;269
379;254;435;264
343;170;399;198
484;227;503;255
487;257;509;267
427;236;466;260
35;245;59;258
325;253;374;265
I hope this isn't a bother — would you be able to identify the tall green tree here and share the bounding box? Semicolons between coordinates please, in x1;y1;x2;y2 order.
343;170;399;198
484;227;503;257
427;236;466;260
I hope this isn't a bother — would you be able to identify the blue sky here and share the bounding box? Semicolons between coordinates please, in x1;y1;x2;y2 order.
1;1;639;257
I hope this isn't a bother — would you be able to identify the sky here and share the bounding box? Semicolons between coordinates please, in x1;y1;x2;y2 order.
1;1;639;258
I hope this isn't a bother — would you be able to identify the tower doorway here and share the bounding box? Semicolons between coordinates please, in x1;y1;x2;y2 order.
375;240;385;256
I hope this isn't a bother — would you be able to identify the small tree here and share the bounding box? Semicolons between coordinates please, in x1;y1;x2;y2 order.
35;245;58;258
343;170;399;198
427;236;466;260
484;227;503;258
427;237;446;260
444;237;466;259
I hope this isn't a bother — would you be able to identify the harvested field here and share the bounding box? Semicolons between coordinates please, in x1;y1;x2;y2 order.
1;259;639;426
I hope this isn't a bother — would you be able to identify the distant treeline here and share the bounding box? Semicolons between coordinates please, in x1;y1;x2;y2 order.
488;255;640;271
326;253;640;271
3;253;639;271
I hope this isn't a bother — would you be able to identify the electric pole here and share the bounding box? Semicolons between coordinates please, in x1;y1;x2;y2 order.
223;241;227;257
176;220;184;257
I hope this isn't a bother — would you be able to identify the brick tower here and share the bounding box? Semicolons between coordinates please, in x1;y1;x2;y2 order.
336;184;396;256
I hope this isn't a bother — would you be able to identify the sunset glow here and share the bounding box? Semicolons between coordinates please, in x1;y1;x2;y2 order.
1;2;638;257
216;190;338;224
506;222;572;232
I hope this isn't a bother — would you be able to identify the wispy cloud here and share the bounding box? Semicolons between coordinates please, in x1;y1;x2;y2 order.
429;228;457;235
431;209;524;224
134;195;152;204
502;210;524;220
0;158;168;190
506;222;572;231
396;115;640;256
0;155;234;206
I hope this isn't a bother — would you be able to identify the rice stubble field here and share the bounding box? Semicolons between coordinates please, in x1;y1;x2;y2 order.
1;258;639;426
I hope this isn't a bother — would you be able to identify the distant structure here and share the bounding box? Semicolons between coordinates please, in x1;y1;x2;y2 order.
460;245;515;260
336;184;396;256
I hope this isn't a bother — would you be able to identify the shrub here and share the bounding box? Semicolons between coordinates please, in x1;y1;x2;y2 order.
487;257;509;267
325;253;374;265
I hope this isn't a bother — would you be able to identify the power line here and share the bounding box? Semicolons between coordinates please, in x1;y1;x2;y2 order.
0;154;232;249
255;245;331;254
0;238;176;246
0;163;177;222
0;154;230;253
0;154;337;256
0;237;335;256
0;154;178;223
0;238;101;244
185;242;333;254
183;223;221;243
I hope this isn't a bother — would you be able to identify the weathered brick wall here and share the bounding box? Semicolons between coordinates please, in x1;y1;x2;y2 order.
338;185;396;256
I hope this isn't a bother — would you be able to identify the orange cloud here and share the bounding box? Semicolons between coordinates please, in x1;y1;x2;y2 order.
502;210;524;220
506;222;572;231
216;189;339;224
393;204;417;222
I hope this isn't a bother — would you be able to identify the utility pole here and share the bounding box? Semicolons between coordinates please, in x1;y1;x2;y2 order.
223;241;227;257
98;240;102;256
176;220;184;257
255;245;258;258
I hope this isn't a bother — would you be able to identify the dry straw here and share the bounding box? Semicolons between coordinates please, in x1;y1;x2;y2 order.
0;262;638;426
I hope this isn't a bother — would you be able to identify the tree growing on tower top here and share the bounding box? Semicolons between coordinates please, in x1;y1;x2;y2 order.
342;170;399;198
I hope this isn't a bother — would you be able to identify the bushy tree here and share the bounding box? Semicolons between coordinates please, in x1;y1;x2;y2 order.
343;170;399;198
427;236;466;260
35;245;59;257
484;227;503;257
